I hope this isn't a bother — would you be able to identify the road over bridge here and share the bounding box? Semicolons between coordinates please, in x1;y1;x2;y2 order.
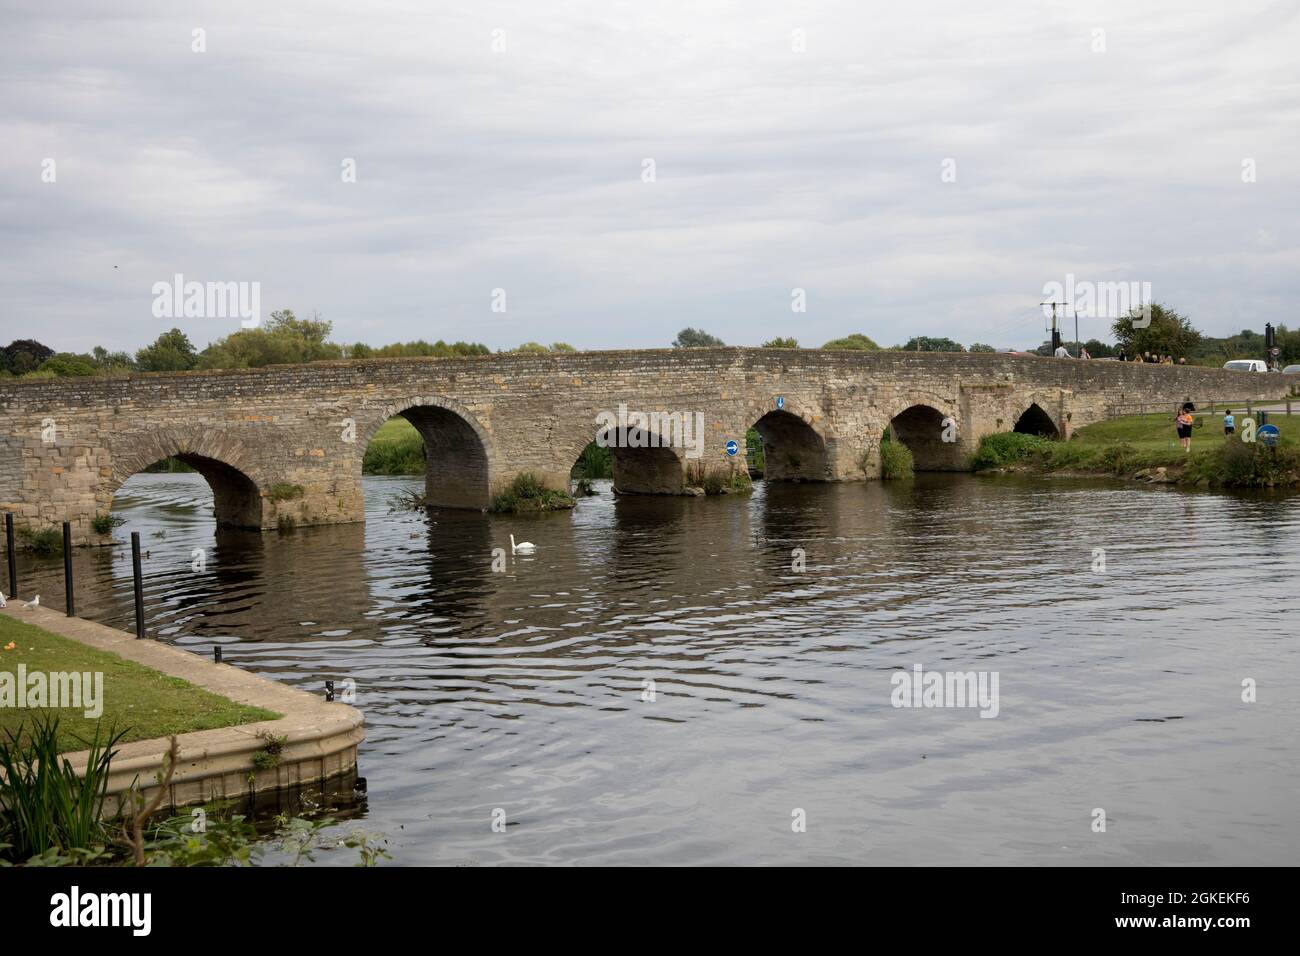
0;348;1290;545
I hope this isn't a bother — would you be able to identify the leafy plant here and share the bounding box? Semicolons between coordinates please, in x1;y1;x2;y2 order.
91;513;126;535
0;714;126;862
880;440;915;479
267;483;305;502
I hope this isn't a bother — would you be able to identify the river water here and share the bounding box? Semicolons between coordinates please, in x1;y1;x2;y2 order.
12;473;1300;865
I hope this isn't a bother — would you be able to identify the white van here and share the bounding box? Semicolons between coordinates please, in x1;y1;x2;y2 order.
1223;359;1268;372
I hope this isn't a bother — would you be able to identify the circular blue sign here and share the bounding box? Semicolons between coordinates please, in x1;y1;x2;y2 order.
776;396;785;410
1259;424;1280;446
725;440;739;457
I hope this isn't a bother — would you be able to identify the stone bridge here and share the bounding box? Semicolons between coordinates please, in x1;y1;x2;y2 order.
0;348;1290;545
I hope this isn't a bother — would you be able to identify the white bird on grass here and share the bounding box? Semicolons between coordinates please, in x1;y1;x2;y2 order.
510;534;536;554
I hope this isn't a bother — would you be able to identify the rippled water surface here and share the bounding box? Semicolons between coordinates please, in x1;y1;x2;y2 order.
15;474;1300;865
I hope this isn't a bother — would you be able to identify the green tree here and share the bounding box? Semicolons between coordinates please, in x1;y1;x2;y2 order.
136;328;199;372
673;328;725;348
198;310;343;368
902;336;964;352
968;343;996;353
91;346;136;372
36;353;98;376
821;333;879;350
761;337;799;348
1111;303;1201;359
4;339;53;374
1081;338;1115;358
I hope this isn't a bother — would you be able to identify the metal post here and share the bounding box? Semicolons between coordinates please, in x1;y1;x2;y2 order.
214;646;223;663
131;531;146;639
62;522;74;616
325;680;335;702
5;513;15;600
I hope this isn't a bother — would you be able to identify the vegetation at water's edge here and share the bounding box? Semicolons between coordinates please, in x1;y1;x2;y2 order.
17;528;63;555
571;441;613;480
90;513;126;536
880;439;915;480
363;417;426;475
1;714;388;867
972;412;1300;487
0;616;280;753
489;472;576;513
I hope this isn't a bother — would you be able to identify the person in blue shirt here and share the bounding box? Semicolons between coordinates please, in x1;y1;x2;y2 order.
1223;410;1235;435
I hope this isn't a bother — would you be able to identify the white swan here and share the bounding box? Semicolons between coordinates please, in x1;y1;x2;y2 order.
510;534;536;554
29;595;40;607
0;591;6;608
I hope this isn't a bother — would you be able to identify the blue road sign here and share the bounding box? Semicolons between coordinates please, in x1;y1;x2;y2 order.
1259;424;1280;447
725;439;739;457
776;396;784;410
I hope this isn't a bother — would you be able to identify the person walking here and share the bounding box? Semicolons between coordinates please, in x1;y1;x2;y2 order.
1079;345;1091;360
1176;405;1195;452
1223;409;1235;435
1054;344;1070;358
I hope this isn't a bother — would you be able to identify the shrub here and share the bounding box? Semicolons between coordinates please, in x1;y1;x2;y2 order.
91;513;126;535
490;473;576;513
881;440;914;479
1188;436;1300;487
969;432;1051;471
18;528;62;555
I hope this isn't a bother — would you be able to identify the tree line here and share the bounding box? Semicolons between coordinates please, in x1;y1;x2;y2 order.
4;302;1293;380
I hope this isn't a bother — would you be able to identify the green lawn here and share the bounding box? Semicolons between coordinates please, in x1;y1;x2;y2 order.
0;616;280;754
1070;409;1285;455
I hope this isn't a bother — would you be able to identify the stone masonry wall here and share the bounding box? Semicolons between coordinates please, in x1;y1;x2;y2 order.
0;349;1292;545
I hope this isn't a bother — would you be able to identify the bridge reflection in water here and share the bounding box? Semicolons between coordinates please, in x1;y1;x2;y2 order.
13;471;1300;866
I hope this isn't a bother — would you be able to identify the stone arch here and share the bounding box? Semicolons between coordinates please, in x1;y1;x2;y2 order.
108;429;266;529
594;422;686;495
362;396;493;510
887;402;965;472
1013;402;1061;438
748;408;830;481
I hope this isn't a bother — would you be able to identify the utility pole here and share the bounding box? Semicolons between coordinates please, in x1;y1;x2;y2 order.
1041;301;1068;354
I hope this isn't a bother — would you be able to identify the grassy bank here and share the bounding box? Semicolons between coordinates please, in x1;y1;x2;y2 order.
363;416;426;475
0;615;279;753
972;411;1300;488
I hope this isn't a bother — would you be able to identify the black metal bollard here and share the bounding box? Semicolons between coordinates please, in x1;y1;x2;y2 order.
325;679;335;702
131;531;146;639
214;646;223;663
5;512;15;600
63;522;74;616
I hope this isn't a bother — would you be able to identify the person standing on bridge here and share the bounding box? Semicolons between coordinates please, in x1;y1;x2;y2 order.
1054;344;1070;358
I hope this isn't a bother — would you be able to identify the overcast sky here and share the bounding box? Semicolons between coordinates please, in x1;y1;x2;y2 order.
2;0;1298;354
